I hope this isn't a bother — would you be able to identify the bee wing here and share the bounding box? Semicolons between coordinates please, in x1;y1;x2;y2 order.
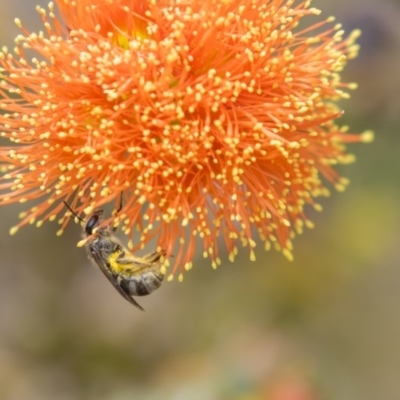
90;247;145;311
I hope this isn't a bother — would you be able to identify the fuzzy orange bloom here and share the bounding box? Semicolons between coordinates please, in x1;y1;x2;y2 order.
0;0;372;279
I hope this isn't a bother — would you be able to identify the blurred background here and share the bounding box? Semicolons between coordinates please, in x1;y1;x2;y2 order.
0;0;399;399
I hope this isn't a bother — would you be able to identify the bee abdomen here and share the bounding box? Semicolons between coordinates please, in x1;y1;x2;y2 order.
120;270;164;297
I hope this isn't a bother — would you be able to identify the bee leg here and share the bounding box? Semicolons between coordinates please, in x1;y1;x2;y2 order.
116;250;166;268
140;250;166;263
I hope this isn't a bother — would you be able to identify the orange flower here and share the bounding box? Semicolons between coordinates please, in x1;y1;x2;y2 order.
0;0;372;279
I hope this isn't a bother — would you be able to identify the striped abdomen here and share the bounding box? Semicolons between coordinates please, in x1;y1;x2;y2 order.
117;270;164;297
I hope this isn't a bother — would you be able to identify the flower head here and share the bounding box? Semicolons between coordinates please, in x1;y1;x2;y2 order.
0;0;372;279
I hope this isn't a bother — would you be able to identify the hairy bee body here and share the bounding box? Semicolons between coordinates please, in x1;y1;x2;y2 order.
81;209;165;311
106;249;164;296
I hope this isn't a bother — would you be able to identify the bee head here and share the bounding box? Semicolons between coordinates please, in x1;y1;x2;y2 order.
85;210;104;236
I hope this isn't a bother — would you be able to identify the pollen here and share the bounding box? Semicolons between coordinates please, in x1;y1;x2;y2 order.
0;0;371;276
9;226;19;236
361;130;375;143
77;238;88;247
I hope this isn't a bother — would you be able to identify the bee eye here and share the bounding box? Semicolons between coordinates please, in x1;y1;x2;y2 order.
85;215;99;235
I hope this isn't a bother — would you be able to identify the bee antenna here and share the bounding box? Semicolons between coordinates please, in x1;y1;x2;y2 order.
63;200;84;223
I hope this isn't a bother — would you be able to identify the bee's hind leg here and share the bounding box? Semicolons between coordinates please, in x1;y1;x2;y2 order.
138;250;168;264
117;250;166;265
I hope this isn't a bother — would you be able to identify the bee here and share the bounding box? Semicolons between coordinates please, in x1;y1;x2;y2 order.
63;199;166;311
